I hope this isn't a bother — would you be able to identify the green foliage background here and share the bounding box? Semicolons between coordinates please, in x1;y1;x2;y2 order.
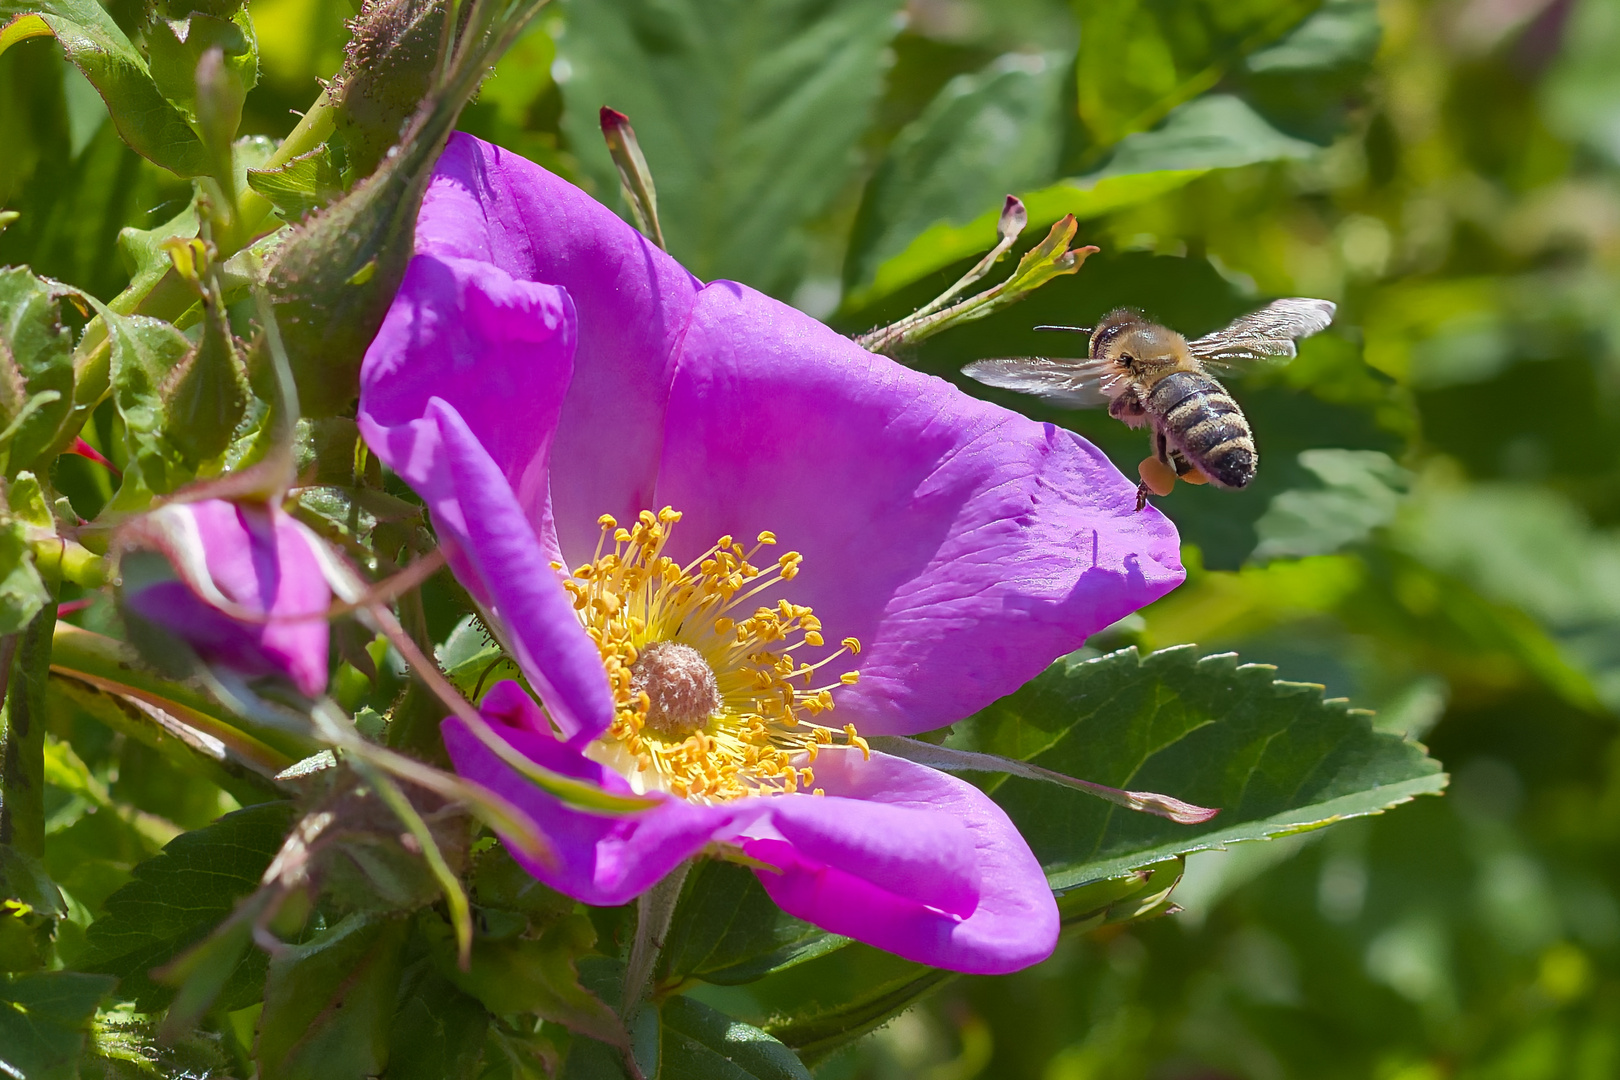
2;0;1616;1076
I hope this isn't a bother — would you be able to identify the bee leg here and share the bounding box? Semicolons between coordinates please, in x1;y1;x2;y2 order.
1137;456;1177;507
1171;450;1211;486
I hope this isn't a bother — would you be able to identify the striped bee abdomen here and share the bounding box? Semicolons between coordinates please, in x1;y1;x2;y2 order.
1145;370;1257;489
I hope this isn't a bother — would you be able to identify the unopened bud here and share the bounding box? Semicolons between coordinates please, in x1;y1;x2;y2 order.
997;195;1028;244
119;500;333;697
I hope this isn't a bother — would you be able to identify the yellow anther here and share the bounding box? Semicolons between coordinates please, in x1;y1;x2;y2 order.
840;672;860;685
841;637;861;654
562;508;862;804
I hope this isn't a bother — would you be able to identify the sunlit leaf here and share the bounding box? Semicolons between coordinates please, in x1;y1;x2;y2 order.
0;2;211;176
0;970;115;1080
951;646;1446;889
0;267;75;478
844;51;1069;301
659;995;811;1080
557;0;904;295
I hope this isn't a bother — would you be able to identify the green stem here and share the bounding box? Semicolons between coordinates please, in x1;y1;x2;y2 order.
0;597;57;857
622;861;691;1020
49;623;318;762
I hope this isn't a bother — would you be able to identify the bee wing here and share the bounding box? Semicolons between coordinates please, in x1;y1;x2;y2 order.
961;355;1118;408
1187;298;1337;367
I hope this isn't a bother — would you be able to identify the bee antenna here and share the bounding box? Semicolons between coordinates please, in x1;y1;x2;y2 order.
1033;324;1092;334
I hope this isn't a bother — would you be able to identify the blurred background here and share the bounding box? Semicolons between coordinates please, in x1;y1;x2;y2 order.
7;0;1620;1076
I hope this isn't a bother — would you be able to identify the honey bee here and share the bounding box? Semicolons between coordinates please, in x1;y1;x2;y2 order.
963;298;1336;510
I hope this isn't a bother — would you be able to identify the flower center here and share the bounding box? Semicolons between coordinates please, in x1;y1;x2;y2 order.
630;641;721;736
559;507;866;802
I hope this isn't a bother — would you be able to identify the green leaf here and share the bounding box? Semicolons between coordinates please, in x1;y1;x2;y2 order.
658;860;846;986
76;802;296;1009
557;0;905;295
0;3;211;177
85;302;194;506
1253;449;1410;561
950;646;1447;890
438;913;625;1047
846;94;1317;308
1389;483;1620;710
1073;0;1319;149
843;51;1069;298
246;146;345;223
143;7;258;130
438;615;520;703
1088;92;1318;178
1544;0;1620;165
86;1006;233;1079
659;995;810;1080
0;517;49;635
0;970;116;1080
754;945;951;1066
1056;858;1185;932
1237;0;1381;142
0;267;75;479
0;846;65;917
383;962;489;1080
256;913;408;1080
113;196;199;315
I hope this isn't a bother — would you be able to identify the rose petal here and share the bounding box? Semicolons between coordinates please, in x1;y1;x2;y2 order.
443;682;743;906
749;790;980;919
358;255;615;740
745;748;1058;975
425;402;615;741
418;134;703;561
654;282;1185;735
359;253;572;548
125;501;330;697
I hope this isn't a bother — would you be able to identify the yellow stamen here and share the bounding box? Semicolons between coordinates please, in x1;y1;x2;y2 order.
562;507;865;803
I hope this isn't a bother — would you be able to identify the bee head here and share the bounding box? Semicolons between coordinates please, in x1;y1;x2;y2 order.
1091;310;1190;375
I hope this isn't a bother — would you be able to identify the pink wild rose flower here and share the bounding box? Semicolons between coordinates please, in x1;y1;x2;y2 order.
357;134;1185;975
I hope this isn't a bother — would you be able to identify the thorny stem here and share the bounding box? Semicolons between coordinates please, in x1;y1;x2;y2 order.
622;861;692;1021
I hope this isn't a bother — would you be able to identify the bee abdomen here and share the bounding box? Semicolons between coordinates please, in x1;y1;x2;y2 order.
1146;371;1257;489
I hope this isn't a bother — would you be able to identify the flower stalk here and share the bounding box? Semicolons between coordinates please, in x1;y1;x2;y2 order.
856;207;1099;356
622;860;692;1019
0;597;57;857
